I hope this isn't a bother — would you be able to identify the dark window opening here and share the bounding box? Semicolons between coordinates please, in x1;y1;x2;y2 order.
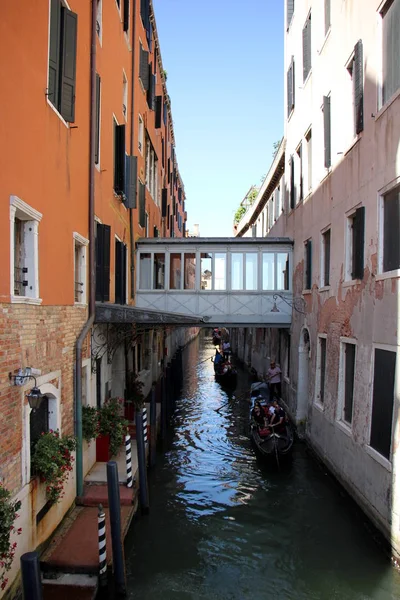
305;239;312;289
95;223;111;302
322;229;331;286
350;206;365;279
319;338;327;404
383;185;400;272
115;240;127;305
343;343;356;424
370;348;396;460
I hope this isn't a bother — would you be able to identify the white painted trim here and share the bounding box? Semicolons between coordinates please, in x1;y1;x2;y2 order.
378;178;400;274
366;445;392;472
335;419;353;438
337;338;357;425
73;232;89;246
315;334;327;406
339;336;357;344
10;196;43;222
10;296;43;305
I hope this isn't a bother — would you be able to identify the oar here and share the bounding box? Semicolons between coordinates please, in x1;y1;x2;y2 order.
214;392;246;412
197;354;215;365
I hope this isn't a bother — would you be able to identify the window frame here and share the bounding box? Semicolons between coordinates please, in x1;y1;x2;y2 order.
10;196;43;305
337;337;357;430
378;0;400;109
320;227;331;288
73;232;89;305
378;179;400;276
315;334;327;407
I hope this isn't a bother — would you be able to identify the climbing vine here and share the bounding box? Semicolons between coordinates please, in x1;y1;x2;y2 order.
0;484;22;591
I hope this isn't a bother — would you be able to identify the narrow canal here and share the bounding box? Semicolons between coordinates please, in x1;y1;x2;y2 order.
125;334;400;599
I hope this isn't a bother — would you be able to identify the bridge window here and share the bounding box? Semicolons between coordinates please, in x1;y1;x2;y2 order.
153;253;165;289
231;253;243;290
170;253;182;289
215;253;226;290
201;253;212;290
184;253;196;290
277;252;290;290
262;253;275;290
245;253;258;290
139;253;151;289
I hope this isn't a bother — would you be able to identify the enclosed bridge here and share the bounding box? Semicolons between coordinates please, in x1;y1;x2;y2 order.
132;237;294;327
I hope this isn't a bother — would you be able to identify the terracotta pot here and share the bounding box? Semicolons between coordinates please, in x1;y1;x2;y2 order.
96;434;111;462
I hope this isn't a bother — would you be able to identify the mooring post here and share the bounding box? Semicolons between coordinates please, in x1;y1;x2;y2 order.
98;504;107;587
125;434;133;488
106;461;127;596
135;408;150;514
150;383;157;467
20;552;43;600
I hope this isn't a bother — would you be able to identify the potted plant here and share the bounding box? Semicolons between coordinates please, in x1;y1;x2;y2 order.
31;430;76;504
0;485;21;591
82;405;99;443
97;398;128;460
125;371;145;421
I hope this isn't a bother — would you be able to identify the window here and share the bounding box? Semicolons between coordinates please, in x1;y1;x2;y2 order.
323;95;331;169
48;0;78;123
139;253;151;289
274;186;281;220
96;0;102;43
347;41;364;137
139;182;146;228
316;336;327;404
346;207;365;280
95;74;101;165
115;239;127;305
145;137;158;201
138;115;144;153
10;196;42;302
289;156;295;210
74;233;88;304
287;57;295;117
321;229;331;287
139;44;149;91
306;129;312;192
155;96;162;129
381;0;400;106
184;254;197;290
296;143;303;203
286;0;294;29
382;184;400;272
339;341;356;426
145;212;149;237
277;253;290;290
30;397;49;455
304;239;312;290
324;0;330;35
370;348;396;460
122;71;128;121
114;120;126;194
231;253;258;290
123;0;130;32
302;13;312;82
153;253;165;289
95;223;111;302
147;66;156;111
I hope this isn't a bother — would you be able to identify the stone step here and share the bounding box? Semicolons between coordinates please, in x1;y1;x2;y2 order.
76;483;135;507
42;573;98;600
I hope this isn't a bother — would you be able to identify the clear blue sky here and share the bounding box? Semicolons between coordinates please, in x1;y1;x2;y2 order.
153;0;284;237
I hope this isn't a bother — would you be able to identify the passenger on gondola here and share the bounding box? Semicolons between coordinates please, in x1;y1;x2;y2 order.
251;401;266;427
214;349;224;374
222;340;231;361
270;399;286;434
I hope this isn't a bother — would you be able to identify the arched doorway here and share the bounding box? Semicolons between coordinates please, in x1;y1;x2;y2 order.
297;327;310;426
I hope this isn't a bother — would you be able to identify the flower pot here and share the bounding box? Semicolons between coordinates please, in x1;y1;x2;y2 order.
96;434;111;462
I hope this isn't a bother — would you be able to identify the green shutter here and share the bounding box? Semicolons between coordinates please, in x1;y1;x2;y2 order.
60;7;78;122
155;96;162;128
95;74;101;164
123;0;130;32
48;0;61;108
124;155;137;209
354;40;364;135
140;45;149;90
139;182;146;228
287;0;294;29
352;206;365;279
114;124;126;194
323;95;331;168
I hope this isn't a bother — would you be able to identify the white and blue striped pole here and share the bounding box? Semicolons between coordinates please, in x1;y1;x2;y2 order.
125;434;133;488
98;504;107;587
142;407;148;445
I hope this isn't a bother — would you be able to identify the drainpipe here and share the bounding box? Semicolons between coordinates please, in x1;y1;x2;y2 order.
75;0;97;498
129;0;137;299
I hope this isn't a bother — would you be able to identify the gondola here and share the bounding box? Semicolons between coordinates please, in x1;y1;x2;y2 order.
212;357;237;386
249;382;294;463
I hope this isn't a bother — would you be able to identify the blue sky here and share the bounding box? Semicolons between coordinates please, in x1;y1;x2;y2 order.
153;0;284;237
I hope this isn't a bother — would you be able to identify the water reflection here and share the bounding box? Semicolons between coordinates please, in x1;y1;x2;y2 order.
125;334;400;600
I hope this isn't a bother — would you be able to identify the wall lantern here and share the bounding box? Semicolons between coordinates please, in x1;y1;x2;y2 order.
9;368;44;412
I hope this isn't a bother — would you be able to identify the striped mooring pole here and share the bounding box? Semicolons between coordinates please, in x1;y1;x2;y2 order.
98;504;107;587
125;434;133;488
143;407;148;445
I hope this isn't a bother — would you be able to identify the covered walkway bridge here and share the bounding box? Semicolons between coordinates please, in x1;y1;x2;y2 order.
134;238;294;327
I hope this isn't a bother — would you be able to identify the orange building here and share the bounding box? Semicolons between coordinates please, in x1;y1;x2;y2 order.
0;0;187;595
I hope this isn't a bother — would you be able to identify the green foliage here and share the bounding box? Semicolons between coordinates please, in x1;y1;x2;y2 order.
163;69;168;81
126;372;145;410
98;398;128;458
234;206;246;224
82;406;99;443
0;485;21;591
247;188;258;205
31;431;76;504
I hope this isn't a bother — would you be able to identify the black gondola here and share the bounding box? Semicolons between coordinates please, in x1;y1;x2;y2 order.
249;382;294;463
212;356;237;385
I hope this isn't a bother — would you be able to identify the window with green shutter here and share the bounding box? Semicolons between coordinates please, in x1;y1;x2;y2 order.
302;12;312;82
48;0;78;123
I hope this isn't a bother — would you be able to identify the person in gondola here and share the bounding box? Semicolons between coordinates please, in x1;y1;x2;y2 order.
222;340;231;361
251;401;266;427
269;399;286;434
214;349;224;374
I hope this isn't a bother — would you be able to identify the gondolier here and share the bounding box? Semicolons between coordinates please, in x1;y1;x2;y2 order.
266;360;282;399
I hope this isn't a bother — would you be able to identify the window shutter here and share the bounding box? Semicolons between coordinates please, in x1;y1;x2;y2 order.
302;15;311;82
139;182;146;228
140;0;149;29
123;0;129;32
102;225;111;302
306;240;312;289
48;0;61;108
290;156;295;209
154;226;158;238
139;46;149;90
163;99;167;125
147;21;152;52
95;74;101;164
147;72;155;110
287;63;292;117
287;0;294;29
324;0;331;35
162;188;167;217
114;124;126;194
122;243;127;302
170;215;174;237
115;240;122;304
124;155;137;208
323;95;331;168
95;223;104;301
167;159;171;183
352;206;365;279
354;40;364;135
60;8;78;123
155;96;162;128
178;187;182;202
383;187;400;272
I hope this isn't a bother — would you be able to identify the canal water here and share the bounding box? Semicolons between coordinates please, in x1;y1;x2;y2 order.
125;335;400;599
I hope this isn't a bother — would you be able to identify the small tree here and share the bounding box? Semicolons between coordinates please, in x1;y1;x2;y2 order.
234;206;246;224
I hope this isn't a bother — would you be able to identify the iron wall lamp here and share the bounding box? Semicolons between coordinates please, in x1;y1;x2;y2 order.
9;369;44;412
